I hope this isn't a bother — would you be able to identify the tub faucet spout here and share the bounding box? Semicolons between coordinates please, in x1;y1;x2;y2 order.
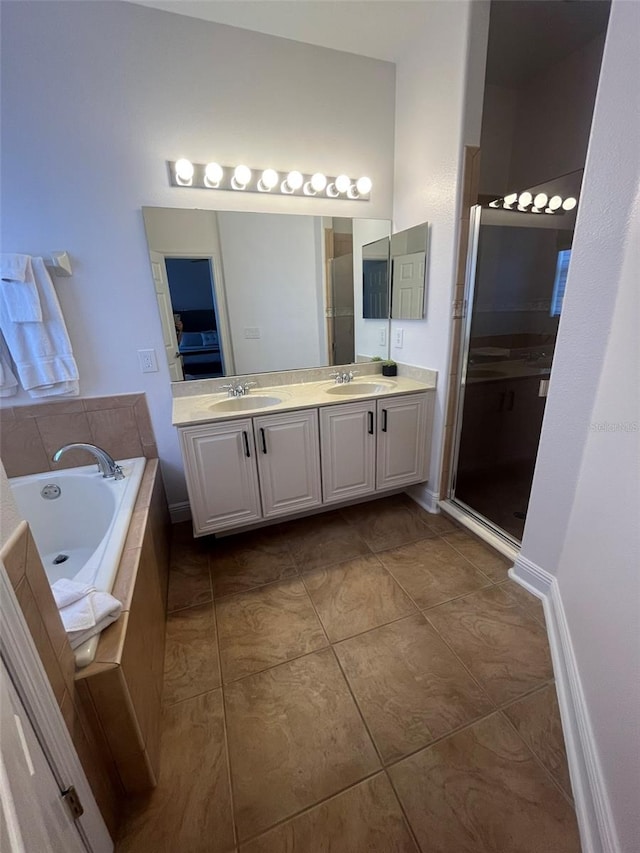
52;443;125;480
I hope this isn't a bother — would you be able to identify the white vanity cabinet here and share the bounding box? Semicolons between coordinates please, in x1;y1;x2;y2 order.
320;401;377;504
179;389;434;536
253;409;322;518
376;394;432;489
179;419;262;534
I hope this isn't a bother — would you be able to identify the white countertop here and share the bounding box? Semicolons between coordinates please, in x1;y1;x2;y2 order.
172;375;435;427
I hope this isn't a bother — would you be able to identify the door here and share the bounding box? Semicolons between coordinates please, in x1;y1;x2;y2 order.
450;203;571;541
320;401;376;503
1;660;87;853
179;420;262;535
377;394;431;490
391;251;425;318
253;410;322;518
149;250;183;381
330;255;355;365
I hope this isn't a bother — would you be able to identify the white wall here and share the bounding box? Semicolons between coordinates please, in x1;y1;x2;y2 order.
217;212;325;373
391;0;483;497
520;1;640;848
0;1;395;506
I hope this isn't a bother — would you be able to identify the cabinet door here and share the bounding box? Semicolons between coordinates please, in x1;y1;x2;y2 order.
377;393;431;490
320;401;376;504
179;420;262;535
253;409;322;518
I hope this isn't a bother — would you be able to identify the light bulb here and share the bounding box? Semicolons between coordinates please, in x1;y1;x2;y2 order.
562;197;577;211
356;176;372;195
335;174;351;194
204;162;223;186
549;195;563;210
286;170;303;191
533;193;548;209
175;158;194;184
233;165;251;187
503;193;518;207
311;173;327;192
518;192;533;207
261;169;279;189
489;200;501;208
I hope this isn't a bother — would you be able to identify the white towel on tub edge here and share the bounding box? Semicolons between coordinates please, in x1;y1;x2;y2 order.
51;578;122;646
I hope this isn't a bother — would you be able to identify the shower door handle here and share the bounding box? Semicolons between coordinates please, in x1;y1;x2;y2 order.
498;392;506;412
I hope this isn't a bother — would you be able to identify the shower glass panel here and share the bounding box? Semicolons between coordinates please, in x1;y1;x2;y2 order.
451;204;573;542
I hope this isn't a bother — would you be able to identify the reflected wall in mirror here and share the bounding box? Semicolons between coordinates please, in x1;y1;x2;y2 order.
390;222;429;319
142;208;391;380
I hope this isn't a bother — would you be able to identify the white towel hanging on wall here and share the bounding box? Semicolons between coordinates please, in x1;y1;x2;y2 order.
0;254;43;322
0;256;79;397
0;332;18;397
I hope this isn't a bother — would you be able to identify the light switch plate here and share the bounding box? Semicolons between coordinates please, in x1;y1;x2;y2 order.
378;327;387;346
394;328;404;348
138;349;158;373
244;327;261;339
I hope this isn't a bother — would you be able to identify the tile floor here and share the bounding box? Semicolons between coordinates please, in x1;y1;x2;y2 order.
117;494;581;853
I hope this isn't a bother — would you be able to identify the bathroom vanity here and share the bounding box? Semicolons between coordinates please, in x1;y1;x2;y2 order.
173;371;436;536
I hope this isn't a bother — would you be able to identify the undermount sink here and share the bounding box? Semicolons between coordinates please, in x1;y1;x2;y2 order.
325;380;397;396
209;395;282;412
468;368;507;379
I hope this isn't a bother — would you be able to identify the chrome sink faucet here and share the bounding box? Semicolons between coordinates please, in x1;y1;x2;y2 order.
330;370;358;384
52;443;124;479
220;381;257;397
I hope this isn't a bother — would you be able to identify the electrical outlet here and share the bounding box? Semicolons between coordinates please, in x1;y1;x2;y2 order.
138;349;158;373
378;327;387;346
244;327;261;339
394;328;404;348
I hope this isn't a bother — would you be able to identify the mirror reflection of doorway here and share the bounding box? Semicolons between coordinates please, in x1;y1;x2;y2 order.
165;257;227;380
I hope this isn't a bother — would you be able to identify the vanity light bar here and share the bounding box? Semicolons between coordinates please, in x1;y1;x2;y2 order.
488;192;578;214
168;160;372;201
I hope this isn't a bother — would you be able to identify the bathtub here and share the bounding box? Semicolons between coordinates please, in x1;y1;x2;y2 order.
9;457;146;667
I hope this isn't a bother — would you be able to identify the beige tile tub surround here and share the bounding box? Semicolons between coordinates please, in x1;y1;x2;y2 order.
0;393;157;477
0;457;170;839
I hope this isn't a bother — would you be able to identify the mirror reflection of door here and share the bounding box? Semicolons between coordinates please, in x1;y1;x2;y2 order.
165;258;226;380
362;237;390;319
391;251;426;318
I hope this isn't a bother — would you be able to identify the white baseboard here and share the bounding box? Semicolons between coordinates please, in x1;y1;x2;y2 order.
405;483;440;513
169;501;191;524
511;557;620;853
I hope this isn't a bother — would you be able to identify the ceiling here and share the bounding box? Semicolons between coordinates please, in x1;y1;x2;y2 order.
131;0;611;81
130;1;433;63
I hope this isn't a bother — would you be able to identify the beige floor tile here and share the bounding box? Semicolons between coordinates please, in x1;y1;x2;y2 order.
303;554;416;642
443;530;511;582
342;495;438;552
167;535;211;612
224;648;380;840
285;511;371;572
211;527;297;597
163;602;220;705
378;538;492;609
426;586;554;705
420;510;458;536
335;614;493;763
240;774;417;852
117;689;235;853
388;712;582;853
504;683;573;799
499;578;546;623
216;578;328;681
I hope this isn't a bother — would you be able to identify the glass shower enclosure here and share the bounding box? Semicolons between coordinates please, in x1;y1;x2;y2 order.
449;202;574;543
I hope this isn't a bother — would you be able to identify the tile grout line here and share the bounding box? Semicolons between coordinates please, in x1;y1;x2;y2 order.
498;707;576;809
212;589;240;852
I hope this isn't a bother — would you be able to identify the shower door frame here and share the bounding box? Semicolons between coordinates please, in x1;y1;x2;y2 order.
444;203;521;551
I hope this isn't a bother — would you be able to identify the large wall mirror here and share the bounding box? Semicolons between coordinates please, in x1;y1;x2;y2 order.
142;208;391;381
362;221;429;321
